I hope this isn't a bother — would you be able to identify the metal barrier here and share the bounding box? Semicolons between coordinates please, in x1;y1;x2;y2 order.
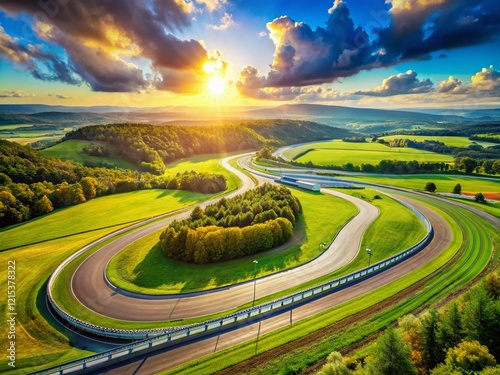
36;195;433;375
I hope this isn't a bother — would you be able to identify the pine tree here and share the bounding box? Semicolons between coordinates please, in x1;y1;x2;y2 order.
367;328;418;375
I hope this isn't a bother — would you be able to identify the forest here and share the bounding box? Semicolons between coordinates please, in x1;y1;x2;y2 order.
0;140;226;227
159;183;301;264
63;120;353;174
317;273;500;374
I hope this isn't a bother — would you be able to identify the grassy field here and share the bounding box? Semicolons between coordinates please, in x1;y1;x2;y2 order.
0;124;36;130
286;140;454;166
164;197;496;375
0;230;111;374
338;174;500;218
0;187;223;373
0;189;212;251
338;174;499;194
379;135;497;148
107;190;358;294
40;139;137;169
165;152;242;192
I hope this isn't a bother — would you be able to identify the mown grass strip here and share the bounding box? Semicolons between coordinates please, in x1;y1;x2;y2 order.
162;197;494;375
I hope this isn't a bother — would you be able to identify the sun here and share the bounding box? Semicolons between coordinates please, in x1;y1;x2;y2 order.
207;75;226;97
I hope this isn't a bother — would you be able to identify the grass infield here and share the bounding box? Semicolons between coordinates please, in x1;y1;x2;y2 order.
285;140;454;166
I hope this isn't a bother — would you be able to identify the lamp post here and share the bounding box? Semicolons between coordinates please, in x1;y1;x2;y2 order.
252;260;258;307
366;248;372;267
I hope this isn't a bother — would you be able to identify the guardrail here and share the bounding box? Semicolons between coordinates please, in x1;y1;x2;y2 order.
36;195;433;375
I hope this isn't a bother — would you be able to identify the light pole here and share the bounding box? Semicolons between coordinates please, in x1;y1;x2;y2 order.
366;248;372;267
252;260;258;307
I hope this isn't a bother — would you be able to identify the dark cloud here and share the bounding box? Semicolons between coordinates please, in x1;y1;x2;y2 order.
353;70;434;97
238;0;500;99
0;25;79;85
377;0;500;62
0;0;210;92
237;1;386;98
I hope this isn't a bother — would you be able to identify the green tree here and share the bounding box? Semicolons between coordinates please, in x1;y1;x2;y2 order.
367;328;418;375
318;351;351;375
492;160;500;174
438;301;463;352
457;157;478;174
445;341;496;373
475;192;487;204
80;176;98;200
452;183;462;195
425;182;437;193
32;195;54;216
482;160;495;175
484;272;500;300
421;308;444;370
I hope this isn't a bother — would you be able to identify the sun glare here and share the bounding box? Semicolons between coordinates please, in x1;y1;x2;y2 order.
207;76;226;97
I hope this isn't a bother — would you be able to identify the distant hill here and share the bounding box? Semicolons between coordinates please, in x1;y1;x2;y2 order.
60;120;355;172
244;104;462;124
0;103;480;132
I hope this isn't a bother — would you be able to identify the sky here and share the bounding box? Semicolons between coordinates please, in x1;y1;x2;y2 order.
0;0;499;109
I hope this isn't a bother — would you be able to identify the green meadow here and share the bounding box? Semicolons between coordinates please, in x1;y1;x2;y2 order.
0;188;220;372
165;152;242;191
338;174;499;194
0;189;211;251
379;135;497;148
40;139;136;169
286;140;454;166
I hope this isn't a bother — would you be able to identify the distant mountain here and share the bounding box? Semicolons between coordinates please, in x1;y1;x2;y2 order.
0;103;476;131
402;107;500;120
0;104;143;114
244;104;463;124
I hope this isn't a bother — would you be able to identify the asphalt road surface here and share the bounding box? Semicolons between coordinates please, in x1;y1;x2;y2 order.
60;153;476;375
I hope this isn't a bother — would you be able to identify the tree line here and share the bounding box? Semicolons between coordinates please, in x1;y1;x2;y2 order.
64;120;353;174
316;273;500;374
292;158;451;174
0;140;226;227
160;183;301;264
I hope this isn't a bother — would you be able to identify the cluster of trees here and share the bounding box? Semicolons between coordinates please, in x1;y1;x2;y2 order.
82;143;111;157
0;140;226;227
470;135;500;144
455;156;500;174
293;159;451;174
381;138;457;155
160;183;301;264
317;273;500;374
65;121;353;175
149;171;226;194
342;136;366;143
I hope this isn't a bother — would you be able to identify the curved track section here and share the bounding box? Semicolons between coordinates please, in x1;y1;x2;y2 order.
39;151;456;375
70;189;378;321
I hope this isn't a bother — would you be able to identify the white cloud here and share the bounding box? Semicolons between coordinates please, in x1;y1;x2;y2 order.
208;13;236;31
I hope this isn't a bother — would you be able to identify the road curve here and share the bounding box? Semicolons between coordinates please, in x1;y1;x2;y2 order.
99;197;452;375
71;186;379;320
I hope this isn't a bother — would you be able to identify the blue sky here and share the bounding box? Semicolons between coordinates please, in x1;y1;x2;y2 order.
0;0;499;108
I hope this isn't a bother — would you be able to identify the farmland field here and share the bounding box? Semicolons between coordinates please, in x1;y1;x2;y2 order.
379;135;497;148
286;140;454;166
